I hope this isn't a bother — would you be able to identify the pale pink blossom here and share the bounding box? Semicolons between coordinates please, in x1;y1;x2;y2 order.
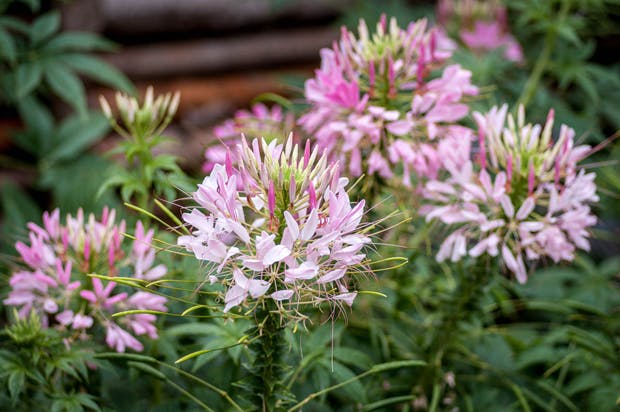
179;137;373;322
4;208;168;352
424;105;598;283
203;103;297;173
299;15;477;190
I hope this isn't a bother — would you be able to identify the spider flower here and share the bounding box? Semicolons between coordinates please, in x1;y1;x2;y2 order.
437;0;523;62
423;105;597;283
4;208;168;352
299;15;478;187
203;103;297;173
179;136;372;322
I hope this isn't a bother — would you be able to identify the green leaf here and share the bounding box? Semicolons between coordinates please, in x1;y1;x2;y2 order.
15;95;55;154
16;63;43;98
39;154;120;213
8;370;25;400
31;11;60;45
43;62;86;115
128;361;166;380
44;32;117;52
332;347;373;370
61;54;134;93
319;359;367;403
0;182;41;235
46;112;109;163
74;394;101;412
0;26;16;62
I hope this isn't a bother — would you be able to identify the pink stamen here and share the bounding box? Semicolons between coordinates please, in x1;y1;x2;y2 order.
225;150;233;177
478;128;486;169
528;161;535;195
308;182;317;211
368;60;375;98
303;140;311;168
268;181;276;217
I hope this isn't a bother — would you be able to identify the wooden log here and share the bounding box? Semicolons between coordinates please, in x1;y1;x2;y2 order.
103;27;336;78
62;0;349;34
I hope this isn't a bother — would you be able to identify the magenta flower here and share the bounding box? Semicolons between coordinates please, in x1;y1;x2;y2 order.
4;208;168;352
299;15;478;189
437;0;523;63
179;137;372;322
203;103;297;174
423;105;597;283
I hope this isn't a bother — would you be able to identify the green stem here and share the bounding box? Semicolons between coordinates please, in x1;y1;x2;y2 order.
424;261;490;399
246;305;294;412
517;1;570;108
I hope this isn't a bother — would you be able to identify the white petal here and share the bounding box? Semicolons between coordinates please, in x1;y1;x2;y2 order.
316;268;346;284
271;289;294;301
262;245;291;266
248;279;271;298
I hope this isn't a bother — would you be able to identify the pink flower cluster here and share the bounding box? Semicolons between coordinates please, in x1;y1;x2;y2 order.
423;105;598;283
299;15;478;187
203;103;296;174
437;0;523;62
4;208;168;352
180;137;371;321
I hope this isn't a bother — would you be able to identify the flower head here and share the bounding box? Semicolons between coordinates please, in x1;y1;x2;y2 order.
4;208;168;352
179;136;372;322
299;15;478;188
203;103;297;173
423;105;597;283
437;0;523;62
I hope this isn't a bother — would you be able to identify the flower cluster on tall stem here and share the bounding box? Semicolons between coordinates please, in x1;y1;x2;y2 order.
203;103;297;174
423;105;598;282
4;208;168;352
299;15;478;189
179;136;372;323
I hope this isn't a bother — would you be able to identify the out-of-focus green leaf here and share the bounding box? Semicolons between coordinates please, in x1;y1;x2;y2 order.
15;95;54;154
61;53;134;93
30;11;60;45
15;63;42;98
0;26;16;62
43;62;86;115
45;112;109;163
44;32;117;52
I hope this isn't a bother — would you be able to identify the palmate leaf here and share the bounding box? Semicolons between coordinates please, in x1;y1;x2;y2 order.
15;62;42;98
30;11;60;46
0;26;16;62
43;61;86;115
44;32;117;52
61;53;134;93
46;111;109;163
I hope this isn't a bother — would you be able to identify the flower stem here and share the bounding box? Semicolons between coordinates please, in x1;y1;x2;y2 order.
424;261;490;398
517;1;570;108
246;304;294;412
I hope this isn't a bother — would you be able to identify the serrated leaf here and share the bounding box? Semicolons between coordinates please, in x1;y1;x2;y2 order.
31;11;60;45
43;62;86;115
61;53;134;93
16;63;42;98
0;27;16;62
